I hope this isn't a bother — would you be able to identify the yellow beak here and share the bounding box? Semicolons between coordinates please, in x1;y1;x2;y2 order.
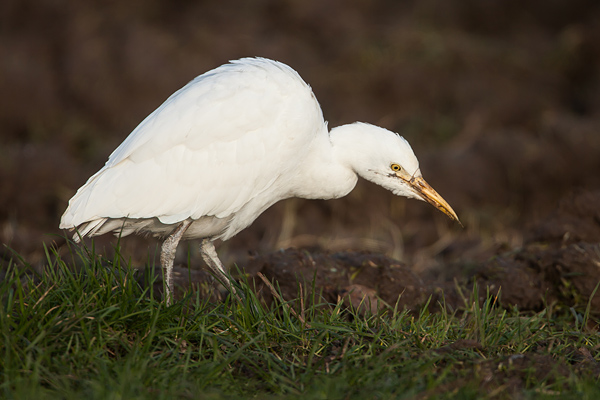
409;176;461;226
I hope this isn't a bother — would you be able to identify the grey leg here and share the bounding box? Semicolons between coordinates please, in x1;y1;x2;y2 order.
200;239;242;301
160;220;192;305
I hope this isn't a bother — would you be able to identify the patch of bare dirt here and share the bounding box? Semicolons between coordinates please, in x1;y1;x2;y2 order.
247;249;428;310
475;189;600;312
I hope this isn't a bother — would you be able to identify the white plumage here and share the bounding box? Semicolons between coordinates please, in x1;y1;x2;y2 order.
61;57;459;303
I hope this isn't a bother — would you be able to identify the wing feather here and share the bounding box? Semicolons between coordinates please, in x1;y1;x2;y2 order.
60;58;325;239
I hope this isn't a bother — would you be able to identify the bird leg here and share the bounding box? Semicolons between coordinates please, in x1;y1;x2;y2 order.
200;239;242;302
160;220;192;305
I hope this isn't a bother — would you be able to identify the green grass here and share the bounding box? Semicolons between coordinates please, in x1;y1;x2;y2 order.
1;243;599;399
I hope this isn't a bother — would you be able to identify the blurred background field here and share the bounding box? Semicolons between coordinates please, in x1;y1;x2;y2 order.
2;0;600;305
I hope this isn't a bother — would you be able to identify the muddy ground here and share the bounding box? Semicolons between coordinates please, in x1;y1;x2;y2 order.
2;1;600;317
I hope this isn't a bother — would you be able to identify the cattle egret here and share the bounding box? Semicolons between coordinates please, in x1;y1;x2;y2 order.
60;57;460;304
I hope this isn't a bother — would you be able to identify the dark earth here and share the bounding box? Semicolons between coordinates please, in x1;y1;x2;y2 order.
3;0;600;342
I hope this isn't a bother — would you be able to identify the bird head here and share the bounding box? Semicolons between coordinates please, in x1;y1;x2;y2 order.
331;122;460;224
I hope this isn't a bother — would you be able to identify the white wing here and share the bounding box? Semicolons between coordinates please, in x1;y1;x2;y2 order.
60;58;325;239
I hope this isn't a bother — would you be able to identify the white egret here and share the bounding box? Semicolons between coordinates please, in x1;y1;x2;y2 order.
60;57;459;304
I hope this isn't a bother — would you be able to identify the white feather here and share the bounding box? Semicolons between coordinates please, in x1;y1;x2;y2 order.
60;57;433;243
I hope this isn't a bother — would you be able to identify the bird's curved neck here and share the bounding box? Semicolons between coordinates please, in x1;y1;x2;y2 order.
290;125;359;200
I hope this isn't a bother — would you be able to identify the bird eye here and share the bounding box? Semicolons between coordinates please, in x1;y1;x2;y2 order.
391;163;402;172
